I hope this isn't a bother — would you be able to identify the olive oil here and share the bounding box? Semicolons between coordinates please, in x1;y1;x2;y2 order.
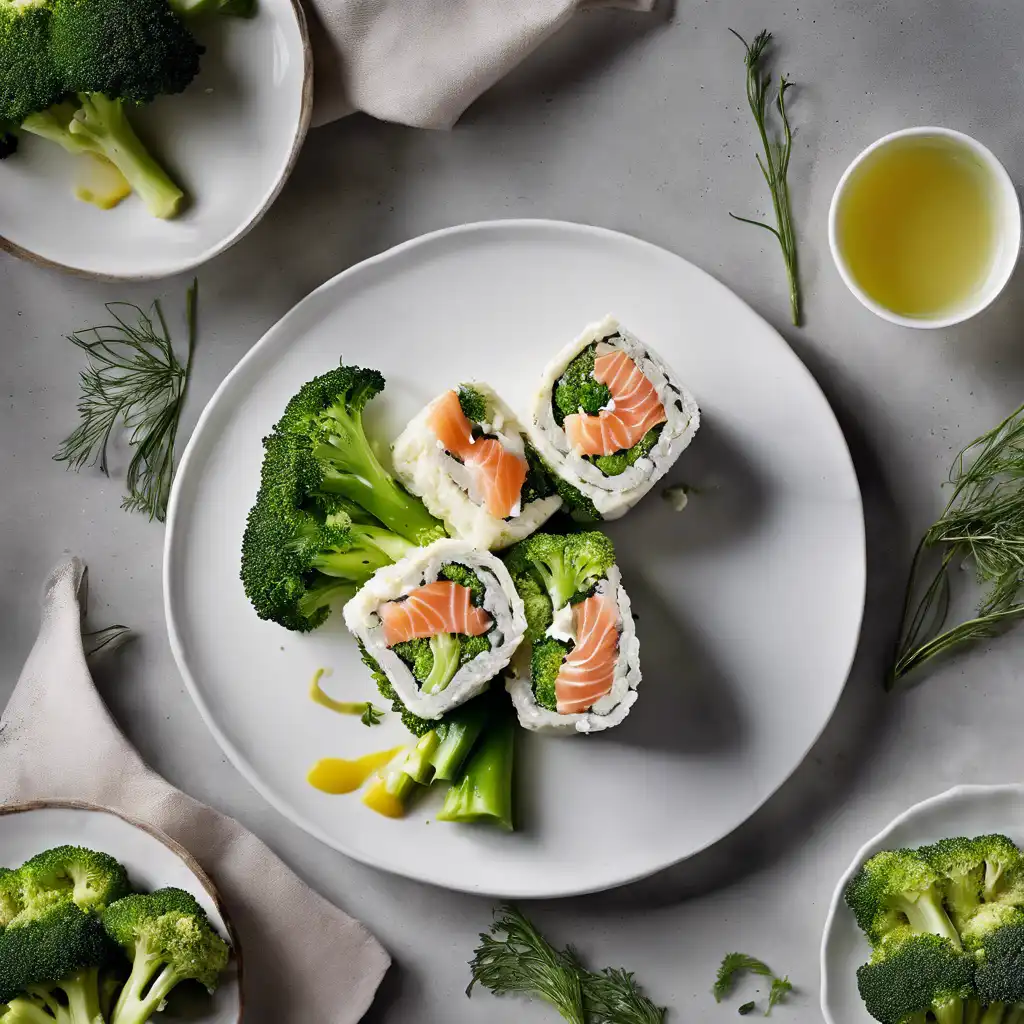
835;136;999;318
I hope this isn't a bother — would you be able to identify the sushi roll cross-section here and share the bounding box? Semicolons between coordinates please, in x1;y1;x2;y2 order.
344;539;528;721
530;316;700;520
503;531;641;734
393;383;562;550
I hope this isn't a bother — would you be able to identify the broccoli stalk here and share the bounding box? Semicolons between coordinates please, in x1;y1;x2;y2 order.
430;698;492;781
67;94;182;219
437;711;515;830
102;889;229;1024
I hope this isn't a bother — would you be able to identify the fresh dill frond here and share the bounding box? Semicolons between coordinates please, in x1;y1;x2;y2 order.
54;280;198;522
729;29;802;327
890;401;1024;686
714;952;774;1002
766;976;792;1015
581;966;666;1024
468;905;586;1024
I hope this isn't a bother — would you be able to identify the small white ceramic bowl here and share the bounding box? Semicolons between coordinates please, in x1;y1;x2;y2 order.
828;127;1022;329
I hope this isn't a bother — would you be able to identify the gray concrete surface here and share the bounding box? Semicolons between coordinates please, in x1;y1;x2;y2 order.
4;1;1024;1020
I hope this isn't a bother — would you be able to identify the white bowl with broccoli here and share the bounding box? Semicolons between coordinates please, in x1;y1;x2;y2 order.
0;801;241;1023
0;0;311;280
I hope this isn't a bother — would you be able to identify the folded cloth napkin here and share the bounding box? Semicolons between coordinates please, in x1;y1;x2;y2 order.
309;0;655;127
0;557;390;1024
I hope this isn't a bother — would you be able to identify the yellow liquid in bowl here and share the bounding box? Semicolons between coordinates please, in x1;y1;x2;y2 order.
835;137;999;318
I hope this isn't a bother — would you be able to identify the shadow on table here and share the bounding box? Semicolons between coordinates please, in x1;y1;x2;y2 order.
570;392;907;910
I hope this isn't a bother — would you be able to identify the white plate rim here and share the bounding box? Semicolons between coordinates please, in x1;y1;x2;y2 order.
163;218;867;897
0;0;313;282
819;782;1024;1024
0;798;244;1021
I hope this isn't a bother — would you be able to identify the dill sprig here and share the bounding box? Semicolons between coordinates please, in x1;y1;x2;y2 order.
54;280;198;522
766;976;792;1015
714;953;774;1003
729;29;802;327
468;906;665;1024
890;402;1024;686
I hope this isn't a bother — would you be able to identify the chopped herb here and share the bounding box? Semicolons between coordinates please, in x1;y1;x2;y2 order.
714;953;774;1002
766;976;792;1015
739;1001;757;1016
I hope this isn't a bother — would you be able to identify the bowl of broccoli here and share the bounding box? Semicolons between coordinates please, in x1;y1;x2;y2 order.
821;784;1024;1024
0;803;240;1024
0;0;311;278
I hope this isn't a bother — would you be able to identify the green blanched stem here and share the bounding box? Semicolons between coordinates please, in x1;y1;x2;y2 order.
1;997;56;1024
63;966;104;1024
315;437;444;545
296;578;357;619
980;1006;1007;1024
437;713;515;830
310;545;393;579
423;633;461;694
431;700;492;781
68;95;183;220
401;731;441;785
904;896;961;948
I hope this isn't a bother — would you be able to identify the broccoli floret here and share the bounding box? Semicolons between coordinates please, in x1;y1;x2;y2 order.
392;631;491;694
460;634;490;663
168;0;255;17
531;637;567;712
0;868;24;928
0;0;63;126
845;849;961;948
592;423;664;477
960;904;1024;1008
102;889;229;1024
272;365;445;545
0;902;111;1022
922;836;1020;931
241;430;418;632
552;344;612;426
438;562;484;602
456;385;489;424
505;530;615;611
50;0;202;104
17;846;129;919
856;929;976;1024
512;570;553;642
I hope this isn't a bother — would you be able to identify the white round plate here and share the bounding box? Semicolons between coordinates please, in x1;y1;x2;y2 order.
821;784;1024;1024
0;2;311;280
164;219;866;897
0;801;241;1022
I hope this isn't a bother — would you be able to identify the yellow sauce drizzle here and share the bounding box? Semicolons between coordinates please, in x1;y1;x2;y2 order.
361;781;408;819
309;668;372;716
306;748;403;795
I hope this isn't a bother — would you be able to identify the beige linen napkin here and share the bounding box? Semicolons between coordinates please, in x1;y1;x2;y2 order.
309;0;655;127
0;557;390;1023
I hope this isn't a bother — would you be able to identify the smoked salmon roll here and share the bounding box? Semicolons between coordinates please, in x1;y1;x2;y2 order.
529;316;700;520
343;538;528;720
392;383;562;550
502;531;641;734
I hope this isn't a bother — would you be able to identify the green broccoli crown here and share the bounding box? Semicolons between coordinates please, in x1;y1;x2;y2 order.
592;423;663;477
0;868;25;928
856;930;975;1024
50;0;202;103
845;849;960;947
18;846;129;916
512;570;553;642
505;530;615;612
0;0;63;124
0;902;111;1004
438;562;484;602
456;385;489;424
240;434;405;631
391;638;434;683
531;637;567;712
972;915;1024;1007
552;344;612;426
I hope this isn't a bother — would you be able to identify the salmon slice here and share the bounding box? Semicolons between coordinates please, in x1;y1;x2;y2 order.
426;390;528;519
379;580;492;647
564;350;667;457
555;593;620;715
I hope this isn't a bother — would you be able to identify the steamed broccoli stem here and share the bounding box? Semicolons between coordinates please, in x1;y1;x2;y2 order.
68;94;183;219
113;953;189;1024
60;967;104;1024
982;1007;1008;1024
0;996;57;1023
897;895;963;948
431;699;492;782
295;577;359;621
314;434;444;545
401;731;442;785
423;633;461;694
20;102;92;154
437;713;514;830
